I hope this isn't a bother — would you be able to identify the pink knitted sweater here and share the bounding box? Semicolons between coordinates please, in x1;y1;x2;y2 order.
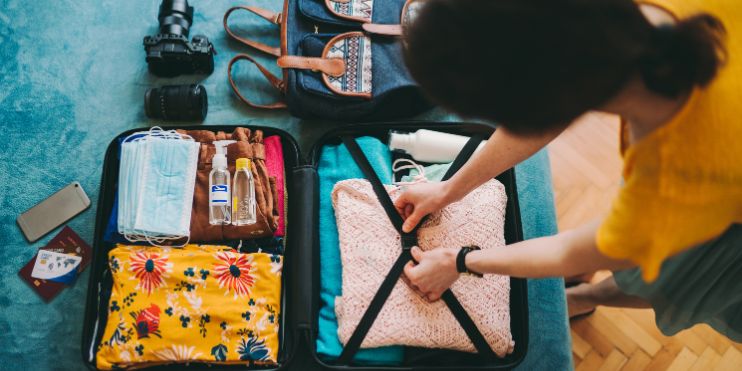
332;178;514;356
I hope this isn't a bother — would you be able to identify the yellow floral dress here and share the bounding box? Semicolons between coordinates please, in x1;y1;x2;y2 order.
96;244;282;370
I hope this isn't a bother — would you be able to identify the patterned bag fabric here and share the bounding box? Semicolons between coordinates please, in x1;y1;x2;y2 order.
222;0;431;120
323;32;373;98
96;244;282;369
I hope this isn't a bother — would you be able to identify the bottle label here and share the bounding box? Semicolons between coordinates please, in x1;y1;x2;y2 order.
210;185;229;205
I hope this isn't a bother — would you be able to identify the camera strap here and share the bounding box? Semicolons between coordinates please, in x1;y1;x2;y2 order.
336;134;496;365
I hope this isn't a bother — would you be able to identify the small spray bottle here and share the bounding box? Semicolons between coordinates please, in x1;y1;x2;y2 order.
232;157;257;225
209;140;234;225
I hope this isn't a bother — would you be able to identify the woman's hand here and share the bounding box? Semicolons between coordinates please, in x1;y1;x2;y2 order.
394;181;455;232
394;128;563;233
403;246;459;301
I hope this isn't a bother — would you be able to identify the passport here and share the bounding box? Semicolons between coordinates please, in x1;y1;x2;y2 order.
18;226;92;302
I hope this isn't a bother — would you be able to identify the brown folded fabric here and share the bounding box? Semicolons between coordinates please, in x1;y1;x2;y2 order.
178;127;279;242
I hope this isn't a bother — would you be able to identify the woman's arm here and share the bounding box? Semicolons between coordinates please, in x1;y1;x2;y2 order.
467;219;633;277
396;126;564;232
404;219;635;301
444;126;563;203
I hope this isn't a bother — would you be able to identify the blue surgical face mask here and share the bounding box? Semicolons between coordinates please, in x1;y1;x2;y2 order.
118;137;141;235
118;127;199;245
118;138;146;236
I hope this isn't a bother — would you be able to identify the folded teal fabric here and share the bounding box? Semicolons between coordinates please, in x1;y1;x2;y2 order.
317;137;404;364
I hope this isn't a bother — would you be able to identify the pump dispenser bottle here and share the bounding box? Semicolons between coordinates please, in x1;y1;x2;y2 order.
232;157;257;226
389;129;487;163
209;141;234;225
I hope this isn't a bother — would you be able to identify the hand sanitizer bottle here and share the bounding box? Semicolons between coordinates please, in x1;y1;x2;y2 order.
209;141;233;225
232;157;257;225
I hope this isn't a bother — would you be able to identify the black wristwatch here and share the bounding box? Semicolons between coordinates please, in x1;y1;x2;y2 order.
456;246;483;277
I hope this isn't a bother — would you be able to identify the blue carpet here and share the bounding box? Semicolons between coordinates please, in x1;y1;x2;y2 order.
0;0;570;370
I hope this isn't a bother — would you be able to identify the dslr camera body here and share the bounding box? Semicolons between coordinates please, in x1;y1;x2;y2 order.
143;0;216;77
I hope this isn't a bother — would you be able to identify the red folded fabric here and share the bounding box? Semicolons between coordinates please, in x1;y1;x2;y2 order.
264;135;286;236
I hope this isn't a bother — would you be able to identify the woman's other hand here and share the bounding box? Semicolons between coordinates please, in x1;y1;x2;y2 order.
394;181;454;232
403;246;459;301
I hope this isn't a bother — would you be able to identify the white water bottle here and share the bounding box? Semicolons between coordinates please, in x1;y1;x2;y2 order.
232;157;257;226
388;129;487;163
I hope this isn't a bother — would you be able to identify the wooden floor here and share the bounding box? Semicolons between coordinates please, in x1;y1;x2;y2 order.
547;113;742;371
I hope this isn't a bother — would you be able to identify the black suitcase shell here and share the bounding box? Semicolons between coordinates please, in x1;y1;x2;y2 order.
81;122;528;371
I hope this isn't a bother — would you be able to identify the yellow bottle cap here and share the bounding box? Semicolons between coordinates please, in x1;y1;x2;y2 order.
236;157;249;169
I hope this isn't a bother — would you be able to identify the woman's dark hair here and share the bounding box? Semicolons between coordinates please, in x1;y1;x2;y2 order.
403;0;726;135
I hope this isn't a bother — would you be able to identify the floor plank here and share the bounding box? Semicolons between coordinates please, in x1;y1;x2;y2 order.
603;309;662;356
620;308;675;346
572;318;616;357
688;347;722;371
691;324;732;355
598;349;628;371
572;329;593;359
622;350;652;371
666;347;699;371
674;329;709;357
574;352;582;370
577;351;606;371
586;309;639;355
645;341;684;371
716;347;742;371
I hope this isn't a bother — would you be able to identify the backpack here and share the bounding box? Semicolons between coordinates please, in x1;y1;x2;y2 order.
223;0;432;120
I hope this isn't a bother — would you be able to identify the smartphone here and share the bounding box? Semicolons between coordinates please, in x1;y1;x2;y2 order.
17;182;91;243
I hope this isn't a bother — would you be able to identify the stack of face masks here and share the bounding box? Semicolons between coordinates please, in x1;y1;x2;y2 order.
117;127;199;245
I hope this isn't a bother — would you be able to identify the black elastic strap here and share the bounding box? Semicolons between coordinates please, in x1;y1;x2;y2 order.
442;134;484;181
337;134;494;364
340;136;405;232
441;290;496;358
337;251;411;364
422;134;495;358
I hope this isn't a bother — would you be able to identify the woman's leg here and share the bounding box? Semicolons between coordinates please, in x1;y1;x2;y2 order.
567;274;651;317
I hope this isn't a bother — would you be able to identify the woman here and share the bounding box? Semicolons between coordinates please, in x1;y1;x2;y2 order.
397;0;742;341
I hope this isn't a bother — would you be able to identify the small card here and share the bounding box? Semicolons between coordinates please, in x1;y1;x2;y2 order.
31;250;82;284
18;226;92;302
41;226;93;272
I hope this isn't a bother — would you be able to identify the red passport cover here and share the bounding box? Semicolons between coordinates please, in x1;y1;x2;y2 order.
18;226;92;302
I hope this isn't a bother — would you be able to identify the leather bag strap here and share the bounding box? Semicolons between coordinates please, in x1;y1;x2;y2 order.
224;6;282;57
277;56;345;77
227;54;287;110
362;23;403;36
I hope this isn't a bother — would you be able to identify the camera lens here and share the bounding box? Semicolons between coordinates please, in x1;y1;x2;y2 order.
145;84;208;122
158;0;194;37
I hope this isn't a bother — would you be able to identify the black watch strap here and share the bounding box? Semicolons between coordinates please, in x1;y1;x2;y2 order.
456;246;483;277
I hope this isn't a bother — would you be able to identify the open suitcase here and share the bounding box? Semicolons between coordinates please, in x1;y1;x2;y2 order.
81;121;529;370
